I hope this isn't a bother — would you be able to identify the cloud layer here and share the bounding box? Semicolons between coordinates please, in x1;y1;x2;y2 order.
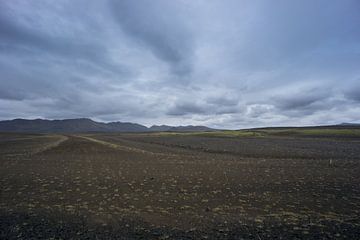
1;0;360;128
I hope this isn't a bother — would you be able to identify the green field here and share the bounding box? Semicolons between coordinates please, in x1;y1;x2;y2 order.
148;127;360;139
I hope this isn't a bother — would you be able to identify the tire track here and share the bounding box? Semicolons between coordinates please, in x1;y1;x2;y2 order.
32;135;69;155
77;135;179;157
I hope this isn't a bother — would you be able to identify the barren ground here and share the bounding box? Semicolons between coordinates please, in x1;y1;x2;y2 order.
1;132;360;239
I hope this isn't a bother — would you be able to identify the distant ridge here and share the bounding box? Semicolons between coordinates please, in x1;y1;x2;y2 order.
0;118;217;133
167;125;215;132
149;125;172;131
339;122;360;126
249;123;360;131
149;125;215;132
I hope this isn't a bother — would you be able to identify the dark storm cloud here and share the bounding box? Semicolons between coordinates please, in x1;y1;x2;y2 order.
0;0;360;128
167;94;241;116
226;0;360;73
110;0;194;77
344;79;360;102
273;88;331;111
167;102;206;116
206;95;239;107
346;91;360;102
0;89;25;101
0;7;126;76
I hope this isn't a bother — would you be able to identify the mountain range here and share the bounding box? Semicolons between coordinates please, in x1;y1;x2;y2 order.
0;118;216;133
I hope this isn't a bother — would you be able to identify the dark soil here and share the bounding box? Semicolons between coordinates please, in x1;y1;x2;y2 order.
1;133;360;239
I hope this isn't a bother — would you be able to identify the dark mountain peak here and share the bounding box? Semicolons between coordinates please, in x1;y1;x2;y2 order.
107;121;148;132
168;125;215;132
339;122;360;126
53;118;95;122
11;118;40;122
0;118;216;133
149;125;172;131
0;118;145;133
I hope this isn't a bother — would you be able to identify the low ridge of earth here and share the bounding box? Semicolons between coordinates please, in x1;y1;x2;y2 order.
1;132;360;239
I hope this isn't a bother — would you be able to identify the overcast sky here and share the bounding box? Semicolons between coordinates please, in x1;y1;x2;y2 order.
1;0;359;128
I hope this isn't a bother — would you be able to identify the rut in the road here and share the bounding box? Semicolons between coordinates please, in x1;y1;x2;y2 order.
77;135;179;157
31;135;69;155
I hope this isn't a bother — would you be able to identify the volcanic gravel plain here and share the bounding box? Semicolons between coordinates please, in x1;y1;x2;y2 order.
1;131;360;239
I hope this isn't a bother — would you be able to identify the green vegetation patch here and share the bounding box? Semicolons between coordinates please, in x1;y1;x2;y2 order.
148;127;360;139
249;128;360;138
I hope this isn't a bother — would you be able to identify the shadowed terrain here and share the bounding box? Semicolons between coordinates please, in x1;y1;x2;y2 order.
1;131;360;239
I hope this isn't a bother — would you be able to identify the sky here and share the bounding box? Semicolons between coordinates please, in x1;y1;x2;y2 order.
0;0;360;129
